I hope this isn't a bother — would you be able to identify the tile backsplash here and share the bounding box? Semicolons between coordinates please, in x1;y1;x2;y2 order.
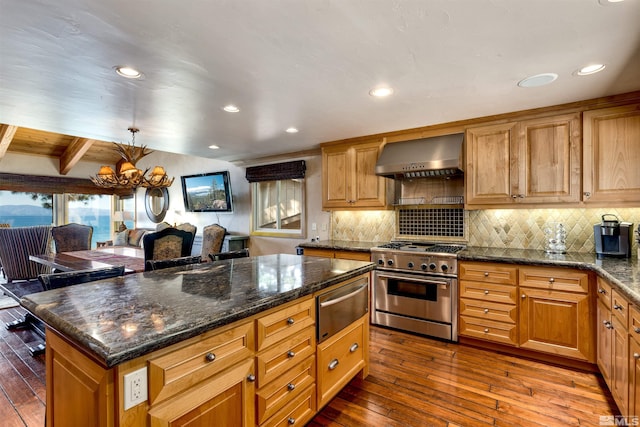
331;208;640;253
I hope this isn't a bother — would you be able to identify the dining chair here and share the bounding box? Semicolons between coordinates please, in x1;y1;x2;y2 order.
208;248;250;262
0;225;53;283
0;223;9;279
38;265;125;291
142;227;194;268
51;223;94;253
176;222;197;254
201;224;227;262
145;255;202;271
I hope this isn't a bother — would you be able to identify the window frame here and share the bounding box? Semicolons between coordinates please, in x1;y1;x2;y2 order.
250;178;306;238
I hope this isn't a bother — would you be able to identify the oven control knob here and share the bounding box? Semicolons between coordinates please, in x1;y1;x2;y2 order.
377;259;384;265
407;262;414;268
441;264;449;272
429;263;437;271
387;259;394;266
420;263;428;271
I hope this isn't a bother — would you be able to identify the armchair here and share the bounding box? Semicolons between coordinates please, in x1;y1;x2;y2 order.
0;225;53;283
142;228;194;267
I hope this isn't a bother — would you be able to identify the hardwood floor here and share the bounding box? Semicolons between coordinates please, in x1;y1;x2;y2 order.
0;296;618;426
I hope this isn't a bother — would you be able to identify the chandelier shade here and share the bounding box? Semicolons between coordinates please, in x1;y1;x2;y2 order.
91;128;174;190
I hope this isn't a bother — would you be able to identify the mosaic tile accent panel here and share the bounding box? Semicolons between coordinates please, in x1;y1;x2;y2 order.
398;208;465;238
331;207;640;254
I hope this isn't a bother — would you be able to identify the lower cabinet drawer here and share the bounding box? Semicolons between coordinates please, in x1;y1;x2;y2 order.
148;320;254;404
256;325;315;387
459;315;518;346
256;356;315;424
460;298;517;324
260;383;316;427
256;298;315;352
459;280;517;304
317;317;366;408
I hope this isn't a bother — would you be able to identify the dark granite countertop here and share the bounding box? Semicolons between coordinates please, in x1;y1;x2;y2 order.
20;254;374;368
459;247;640;307
297;240;379;252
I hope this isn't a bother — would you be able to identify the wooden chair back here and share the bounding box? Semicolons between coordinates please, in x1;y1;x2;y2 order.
145;255;202;271
51;223;93;253
142;227;194;265
201;224;227;262
38;265;125;291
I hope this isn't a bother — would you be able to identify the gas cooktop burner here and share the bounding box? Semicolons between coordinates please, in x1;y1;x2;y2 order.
374;242;465;254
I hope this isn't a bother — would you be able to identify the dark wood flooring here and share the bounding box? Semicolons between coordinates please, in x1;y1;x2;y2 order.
0;283;619;426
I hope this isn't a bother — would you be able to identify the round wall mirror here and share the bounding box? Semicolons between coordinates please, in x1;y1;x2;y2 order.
145;187;169;223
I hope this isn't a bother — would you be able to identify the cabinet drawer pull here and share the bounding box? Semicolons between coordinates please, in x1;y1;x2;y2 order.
598;288;607;294
483;272;489;277
613;304;623;311
205;352;216;362
349;343;359;353
484;308;489;314
328;358;339;370
635;353;640;360
286;317;295;325
287;382;296;391
288;417;296;425
247;374;256;382
484;290;489;295
287;350;296;358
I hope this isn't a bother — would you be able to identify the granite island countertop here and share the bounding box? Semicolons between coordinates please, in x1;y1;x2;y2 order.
20;254;374;368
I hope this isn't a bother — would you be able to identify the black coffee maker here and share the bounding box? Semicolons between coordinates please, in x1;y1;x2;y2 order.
594;214;633;258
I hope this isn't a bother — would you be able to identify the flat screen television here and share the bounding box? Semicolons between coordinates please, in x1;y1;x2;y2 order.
181;171;233;212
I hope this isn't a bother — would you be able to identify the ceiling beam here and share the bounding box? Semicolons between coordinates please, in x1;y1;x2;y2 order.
60;137;95;175
0;124;18;160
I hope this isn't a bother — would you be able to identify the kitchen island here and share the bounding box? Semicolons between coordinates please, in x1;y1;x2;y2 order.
20;254;374;427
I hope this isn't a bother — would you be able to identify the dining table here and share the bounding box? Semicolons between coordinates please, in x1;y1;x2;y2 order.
29;246;146;274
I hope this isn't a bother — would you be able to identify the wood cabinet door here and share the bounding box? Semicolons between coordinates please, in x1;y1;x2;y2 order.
515;113;581;203
465;123;517;205
519;288;594;362
583;104;640;203
148;359;255;427
596;299;613;386
322;145;352;208
611;316;629;415
351;142;386;208
629;337;640;419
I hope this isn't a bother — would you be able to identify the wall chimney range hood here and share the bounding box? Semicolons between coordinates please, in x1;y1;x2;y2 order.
375;133;464;179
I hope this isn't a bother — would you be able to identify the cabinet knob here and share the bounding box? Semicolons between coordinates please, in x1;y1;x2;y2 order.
484;308;489;314
518;194;525;198
328;358;339;370
288;417;296;425
635;327;640;334
511;194;517;199
247;374;256;382
583;191;591;198
287;317;295;325
484;328;489;333
613;304;623;311
484;290;489;295
287;383;296;391
287;350;296;358
205;352;216;362
598;288;607;294
483;272;489;277
548;278;555;283
521;294;526;299
349;343;359;353
635;353;640;360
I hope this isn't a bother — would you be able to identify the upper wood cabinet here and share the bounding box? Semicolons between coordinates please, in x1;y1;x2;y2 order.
465;113;581;206
322;141;386;209
583;103;640;203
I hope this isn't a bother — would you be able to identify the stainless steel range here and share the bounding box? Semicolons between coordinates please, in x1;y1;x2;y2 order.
370;242;464;341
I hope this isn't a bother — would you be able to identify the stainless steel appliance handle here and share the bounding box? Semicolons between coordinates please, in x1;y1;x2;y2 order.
376;272;450;287
319;283;368;308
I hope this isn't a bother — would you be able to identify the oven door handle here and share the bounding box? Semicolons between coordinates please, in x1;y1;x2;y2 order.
376;273;450;287
319;283;368;308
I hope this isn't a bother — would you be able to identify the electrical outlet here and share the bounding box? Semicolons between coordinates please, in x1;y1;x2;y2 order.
321;223;327;231
124;367;148;410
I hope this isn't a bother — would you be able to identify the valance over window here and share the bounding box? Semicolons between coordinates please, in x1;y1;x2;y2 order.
245;160;306;183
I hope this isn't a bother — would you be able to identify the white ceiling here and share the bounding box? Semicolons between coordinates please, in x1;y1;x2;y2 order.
1;0;639;163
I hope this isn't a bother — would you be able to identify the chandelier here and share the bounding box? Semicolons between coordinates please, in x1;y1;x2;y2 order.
91;127;174;190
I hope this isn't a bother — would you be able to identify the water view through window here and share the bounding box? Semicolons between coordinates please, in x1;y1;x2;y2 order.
0;191;112;248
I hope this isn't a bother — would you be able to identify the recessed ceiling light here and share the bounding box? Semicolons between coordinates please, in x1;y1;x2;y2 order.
222;105;240;113
576;64;606;76
285;127;299;133
369;87;394;97
517;73;558;88
208;144;220;150
114;66;143;79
